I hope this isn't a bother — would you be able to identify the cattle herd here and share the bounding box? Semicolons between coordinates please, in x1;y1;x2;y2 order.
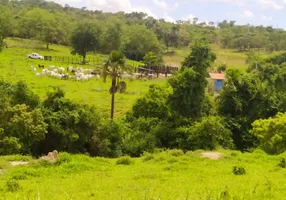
31;65;100;81
30;64;173;82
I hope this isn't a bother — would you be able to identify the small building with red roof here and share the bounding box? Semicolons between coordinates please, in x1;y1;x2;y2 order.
209;72;225;92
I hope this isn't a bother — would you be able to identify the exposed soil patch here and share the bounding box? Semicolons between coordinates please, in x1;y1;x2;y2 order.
200;152;222;160
10;161;29;166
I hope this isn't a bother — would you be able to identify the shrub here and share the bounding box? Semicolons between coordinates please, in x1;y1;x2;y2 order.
122;117;159;157
168;149;184;157
177;116;233;151
232;166;246;175
217;64;227;72
89;119;123;158
55;152;72;165
116;156;133;165
6;179;21;192
251;113;286;154
278;158;286;168
142;152;154;162
131;85;171;119
0;136;22;155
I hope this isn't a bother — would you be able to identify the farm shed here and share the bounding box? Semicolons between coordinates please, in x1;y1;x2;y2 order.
209;73;225;92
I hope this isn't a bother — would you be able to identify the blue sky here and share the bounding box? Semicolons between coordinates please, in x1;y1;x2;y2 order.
50;0;286;28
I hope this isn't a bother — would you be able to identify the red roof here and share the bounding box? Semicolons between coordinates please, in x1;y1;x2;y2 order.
209;73;225;80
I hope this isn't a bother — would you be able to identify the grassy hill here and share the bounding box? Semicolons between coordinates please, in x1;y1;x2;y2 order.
163;44;278;70
0;150;285;199
0;38;281;117
0;38;166;117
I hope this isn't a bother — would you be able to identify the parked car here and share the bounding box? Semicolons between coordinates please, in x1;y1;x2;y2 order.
27;53;44;60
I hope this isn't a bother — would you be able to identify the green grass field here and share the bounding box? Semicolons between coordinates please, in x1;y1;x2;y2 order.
163;45;278;70
0;38;166;117
0;150;285;199
0;38;281;117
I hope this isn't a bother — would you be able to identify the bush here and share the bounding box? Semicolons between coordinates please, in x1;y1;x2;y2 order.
168;149;184;157
6;179;21;192
116;156;133;165
142;152;154;162
89;119;123;158
131;85;171;119
217;64;227;72
278;158;286;168
55;152;72;165
122;117;159;157
251;113;286;154
0;136;22;155
177;116;233;151
232;166;246;175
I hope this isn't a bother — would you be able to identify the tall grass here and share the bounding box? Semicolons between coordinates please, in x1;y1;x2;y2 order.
0;150;285;199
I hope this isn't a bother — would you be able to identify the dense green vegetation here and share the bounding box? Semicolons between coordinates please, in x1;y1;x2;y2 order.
0;0;285;198
1;0;286;64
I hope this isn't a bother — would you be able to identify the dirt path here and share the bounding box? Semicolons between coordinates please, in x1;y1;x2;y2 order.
10;161;29;166
200;152;222;160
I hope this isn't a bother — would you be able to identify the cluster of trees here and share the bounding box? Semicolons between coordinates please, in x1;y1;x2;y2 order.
2;0;286;60
0;80;124;157
124;39;286;156
218;20;286;52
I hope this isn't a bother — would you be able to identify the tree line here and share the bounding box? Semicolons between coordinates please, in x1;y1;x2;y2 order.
2;0;286;60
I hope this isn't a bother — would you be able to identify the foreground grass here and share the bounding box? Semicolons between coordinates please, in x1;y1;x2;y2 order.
0;150;285;199
0;38;166;117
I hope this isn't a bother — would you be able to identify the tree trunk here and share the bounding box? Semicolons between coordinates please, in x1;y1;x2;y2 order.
46;43;49;50
110;76;116;120
83;53;86;64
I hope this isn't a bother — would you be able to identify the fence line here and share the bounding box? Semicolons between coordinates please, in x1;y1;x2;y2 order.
44;56;179;73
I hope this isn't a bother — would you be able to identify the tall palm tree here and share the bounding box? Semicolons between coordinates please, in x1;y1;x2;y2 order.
103;51;127;119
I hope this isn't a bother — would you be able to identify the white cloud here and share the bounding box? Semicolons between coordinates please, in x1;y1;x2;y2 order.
153;0;168;9
48;0;82;4
164;12;176;22
182;14;202;23
197;0;246;6
88;0;133;12
87;0;157;18
262;15;272;20
175;2;179;7
244;10;255;18
257;0;283;10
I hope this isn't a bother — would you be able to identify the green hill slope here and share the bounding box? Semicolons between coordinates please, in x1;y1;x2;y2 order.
0;38;165;117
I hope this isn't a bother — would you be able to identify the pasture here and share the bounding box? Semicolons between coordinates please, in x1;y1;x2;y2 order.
162;45;277;70
0;150;285;199
0;38;166;117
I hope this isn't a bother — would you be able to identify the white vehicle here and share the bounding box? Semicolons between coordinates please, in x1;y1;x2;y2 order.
27;53;44;60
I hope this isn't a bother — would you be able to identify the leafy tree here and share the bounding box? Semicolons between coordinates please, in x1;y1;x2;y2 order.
4;104;47;154
0;6;12;51
11;81;40;109
122;117;159;157
169;39;216;118
20;8;59;49
131;84;171;119
71;21;101;63
103;51;127;119
218;69;281;150
121;25;162;60
100;21;122;54
142;52;161;69
40;87;101;154
90;119;123;157
177;116;233;150
251;113;286;154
